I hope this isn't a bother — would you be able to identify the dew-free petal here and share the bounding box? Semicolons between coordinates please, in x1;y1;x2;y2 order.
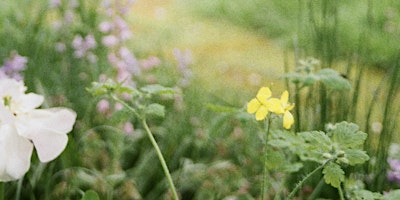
283;111;294;129
267;98;284;114
256;87;271;104
19;93;44;111
255;105;268;121
281;91;289;105
0;124;33;182
15;108;76;162
28;128;69;162
247;98;261;114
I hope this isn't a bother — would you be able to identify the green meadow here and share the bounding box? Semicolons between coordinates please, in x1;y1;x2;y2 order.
0;0;400;199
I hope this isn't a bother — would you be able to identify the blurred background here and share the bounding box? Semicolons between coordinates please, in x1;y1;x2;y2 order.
1;0;400;199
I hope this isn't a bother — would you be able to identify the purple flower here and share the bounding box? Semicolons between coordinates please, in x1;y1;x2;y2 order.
99;21;114;33
172;48;193;87
387;159;400;185
0;51;28;81
72;34;97;62
102;35;119;47
140;56;161;70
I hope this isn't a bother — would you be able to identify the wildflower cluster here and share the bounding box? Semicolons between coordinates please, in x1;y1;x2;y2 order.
247;87;294;129
71;34;98;63
172;48;193;87
100;0;140;86
0;78;76;181
0;51;27;81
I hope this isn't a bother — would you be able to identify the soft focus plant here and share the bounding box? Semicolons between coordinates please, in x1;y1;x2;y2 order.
88;79;180;200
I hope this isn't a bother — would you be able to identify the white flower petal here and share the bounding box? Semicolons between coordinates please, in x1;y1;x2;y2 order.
0;124;33;182
18;108;77;135
28;128;69;162
20;93;44;111
0;79;26;98
15;108;76;163
0;104;15;124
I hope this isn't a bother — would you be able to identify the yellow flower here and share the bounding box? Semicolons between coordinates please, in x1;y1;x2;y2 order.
247;87;274;121
273;90;295;129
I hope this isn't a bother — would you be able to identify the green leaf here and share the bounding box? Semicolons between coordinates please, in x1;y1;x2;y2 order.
302;74;319;87
266;149;303;173
384;189;400;200
323;162;345;188
81;190;100;200
331;122;367;149
317;68;351;90
282;72;302;83
145;103;165;117
299;131;331;147
344;149;370;166
282;162;303;173
351;189;383;200
297;131;332;163
269;130;302;151
140;84;176;95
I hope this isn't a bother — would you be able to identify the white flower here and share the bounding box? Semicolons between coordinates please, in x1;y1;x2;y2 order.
0;78;76;182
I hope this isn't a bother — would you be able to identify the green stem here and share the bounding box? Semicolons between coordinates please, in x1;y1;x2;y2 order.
287;164;325;199
261;117;271;200
338;184;345;200
16;178;23;200
111;95;179;199
141;119;179;200
0;182;4;200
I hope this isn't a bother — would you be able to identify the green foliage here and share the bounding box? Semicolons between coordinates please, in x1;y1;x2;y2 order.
323;162;345;188
284;66;351;91
145;103;165;118
384;190;400;200
81;190;100;200
317;69;351;90
349;189;383;200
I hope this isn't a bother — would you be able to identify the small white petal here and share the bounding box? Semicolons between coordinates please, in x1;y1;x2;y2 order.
0;124;33;182
15;108;76;162
18;108;77;135
20;93;44;111
0;104;15;124
28;128;69;162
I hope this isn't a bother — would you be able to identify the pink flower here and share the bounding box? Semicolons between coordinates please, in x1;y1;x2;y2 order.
102;35;119;47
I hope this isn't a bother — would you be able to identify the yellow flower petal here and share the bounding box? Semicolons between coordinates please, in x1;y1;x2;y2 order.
247;98;261;114
267;98;284;114
256;87;272;104
286;103;295;111
255;105;268;121
281;90;289;105
283;111;294;129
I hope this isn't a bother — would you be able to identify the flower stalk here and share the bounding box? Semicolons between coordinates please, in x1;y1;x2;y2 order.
261;117;271;200
141;119;179;200
287;163;325;199
111;95;179;200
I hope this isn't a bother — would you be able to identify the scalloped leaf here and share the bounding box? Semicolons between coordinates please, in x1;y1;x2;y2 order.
323;162;345;188
297;131;332;163
145;103;165;117
317;68;351;90
351;189;383;200
331;122;367;149
344;149;370;166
